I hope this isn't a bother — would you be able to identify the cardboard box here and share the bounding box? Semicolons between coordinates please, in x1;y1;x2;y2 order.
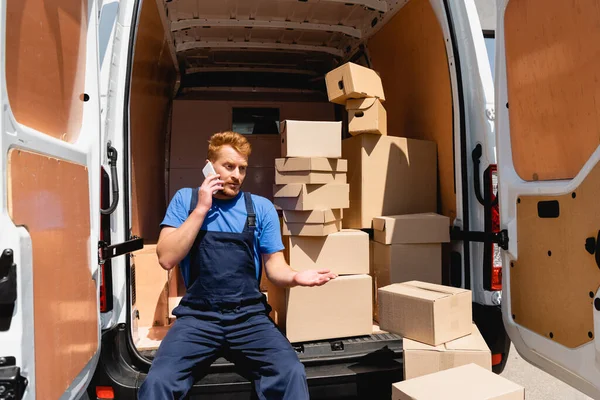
275;158;348;172
347;98;387;136
280;120;342;158
325;62;386;105
392;363;524;400
269;275;373;343
288;229;369;274
282;220;342;236
275;170;346;185
275;157;348;184
132;245;169;327
273;183;349;211
282;209;343;236
371;242;442;321
283;209;343;224
373;213;450;245
403;324;491;379
342;135;437;229
378;281;472;346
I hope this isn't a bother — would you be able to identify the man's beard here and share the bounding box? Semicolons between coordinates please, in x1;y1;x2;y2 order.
220;182;241;198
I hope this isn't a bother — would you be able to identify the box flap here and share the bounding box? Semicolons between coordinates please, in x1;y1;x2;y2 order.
402;281;469;296
273;184;303;198
345;97;379;111
403;337;447;352
379;283;450;301
372;216;388;232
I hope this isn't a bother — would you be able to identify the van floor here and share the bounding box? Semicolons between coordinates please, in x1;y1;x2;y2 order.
136;323;391;352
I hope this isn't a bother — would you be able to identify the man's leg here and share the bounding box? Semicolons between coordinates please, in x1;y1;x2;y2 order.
138;314;224;400
225;310;309;400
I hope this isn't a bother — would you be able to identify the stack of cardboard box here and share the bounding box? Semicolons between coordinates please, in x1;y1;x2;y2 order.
269;120;373;343
370;213;451;321
378;281;494;380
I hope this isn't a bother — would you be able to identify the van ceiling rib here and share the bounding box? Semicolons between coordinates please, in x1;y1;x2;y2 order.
319;0;388;13
170;18;362;39
177;41;344;57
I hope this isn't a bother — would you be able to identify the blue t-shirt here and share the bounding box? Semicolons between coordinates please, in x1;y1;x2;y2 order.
160;188;284;287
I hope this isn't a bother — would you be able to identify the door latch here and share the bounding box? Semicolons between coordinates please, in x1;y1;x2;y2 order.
451;227;509;251
0;250;16;305
98;236;143;264
0;356;27;400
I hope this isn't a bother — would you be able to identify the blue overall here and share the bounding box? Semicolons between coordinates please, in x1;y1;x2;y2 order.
138;192;308;400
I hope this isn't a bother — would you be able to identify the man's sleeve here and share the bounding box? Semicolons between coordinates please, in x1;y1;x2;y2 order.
160;189;189;229
258;200;285;255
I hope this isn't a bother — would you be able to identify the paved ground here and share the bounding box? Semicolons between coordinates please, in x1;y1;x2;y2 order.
500;344;592;400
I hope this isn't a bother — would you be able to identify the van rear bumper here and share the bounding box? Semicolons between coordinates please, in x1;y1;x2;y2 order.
89;324;403;399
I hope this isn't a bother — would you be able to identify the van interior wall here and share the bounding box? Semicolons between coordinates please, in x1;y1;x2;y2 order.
368;0;455;222
130;0;177;245
168;97;336;201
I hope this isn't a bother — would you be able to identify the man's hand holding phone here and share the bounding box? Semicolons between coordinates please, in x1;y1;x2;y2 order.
196;163;224;213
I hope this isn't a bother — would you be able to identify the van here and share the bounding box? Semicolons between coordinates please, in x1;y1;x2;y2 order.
1;0;599;399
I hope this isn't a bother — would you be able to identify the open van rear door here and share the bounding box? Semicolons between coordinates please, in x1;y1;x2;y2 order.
496;0;600;397
0;1;103;398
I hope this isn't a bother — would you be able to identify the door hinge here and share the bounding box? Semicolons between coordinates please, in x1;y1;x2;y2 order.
98;236;144;264
0;250;17;332
451;227;509;251
0;357;27;400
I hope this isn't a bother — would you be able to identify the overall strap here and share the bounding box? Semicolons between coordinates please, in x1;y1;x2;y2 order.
189;187;199;215
243;192;256;229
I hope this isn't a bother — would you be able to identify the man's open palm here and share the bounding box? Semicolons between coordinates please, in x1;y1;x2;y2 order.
294;269;337;287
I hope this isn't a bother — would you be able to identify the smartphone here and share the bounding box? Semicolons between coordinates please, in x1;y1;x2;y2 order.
202;161;217;178
202;162;219;194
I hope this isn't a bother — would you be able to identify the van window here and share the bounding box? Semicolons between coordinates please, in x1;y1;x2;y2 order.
484;33;495;80
232;107;280;135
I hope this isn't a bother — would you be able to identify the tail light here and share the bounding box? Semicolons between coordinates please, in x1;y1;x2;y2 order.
486;165;502;291
100;167;113;312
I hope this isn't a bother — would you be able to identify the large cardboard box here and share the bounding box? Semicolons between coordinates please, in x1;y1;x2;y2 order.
372;213;450;245
347;98;387;136
288;229;369;274
325;62;386;105
342;135;437;229
132;245;169;327
280;120;342;158
371;242;442;321
268;275;373;343
273;183;349;210
403;324;491;379
275;157;347;184
378;281;472;346
392;363;524;400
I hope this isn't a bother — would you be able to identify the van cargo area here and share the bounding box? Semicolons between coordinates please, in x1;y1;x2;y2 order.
95;0;460;397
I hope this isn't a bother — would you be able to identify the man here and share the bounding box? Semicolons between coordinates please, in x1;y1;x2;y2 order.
139;131;337;399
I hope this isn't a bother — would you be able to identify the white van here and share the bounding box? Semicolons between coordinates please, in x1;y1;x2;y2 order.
1;0;598;398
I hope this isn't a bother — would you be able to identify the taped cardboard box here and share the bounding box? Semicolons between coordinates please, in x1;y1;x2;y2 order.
273;183;349;211
280;120;342;158
347;98;387;136
403;324;491;379
392;363;524;400
325;62;386;105
275;157;348;185
373;213;450;245
371;241;442;322
282;209;342;236
268;275;373;343
342;134;437;229
378;281;472;346
288;229;369;274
